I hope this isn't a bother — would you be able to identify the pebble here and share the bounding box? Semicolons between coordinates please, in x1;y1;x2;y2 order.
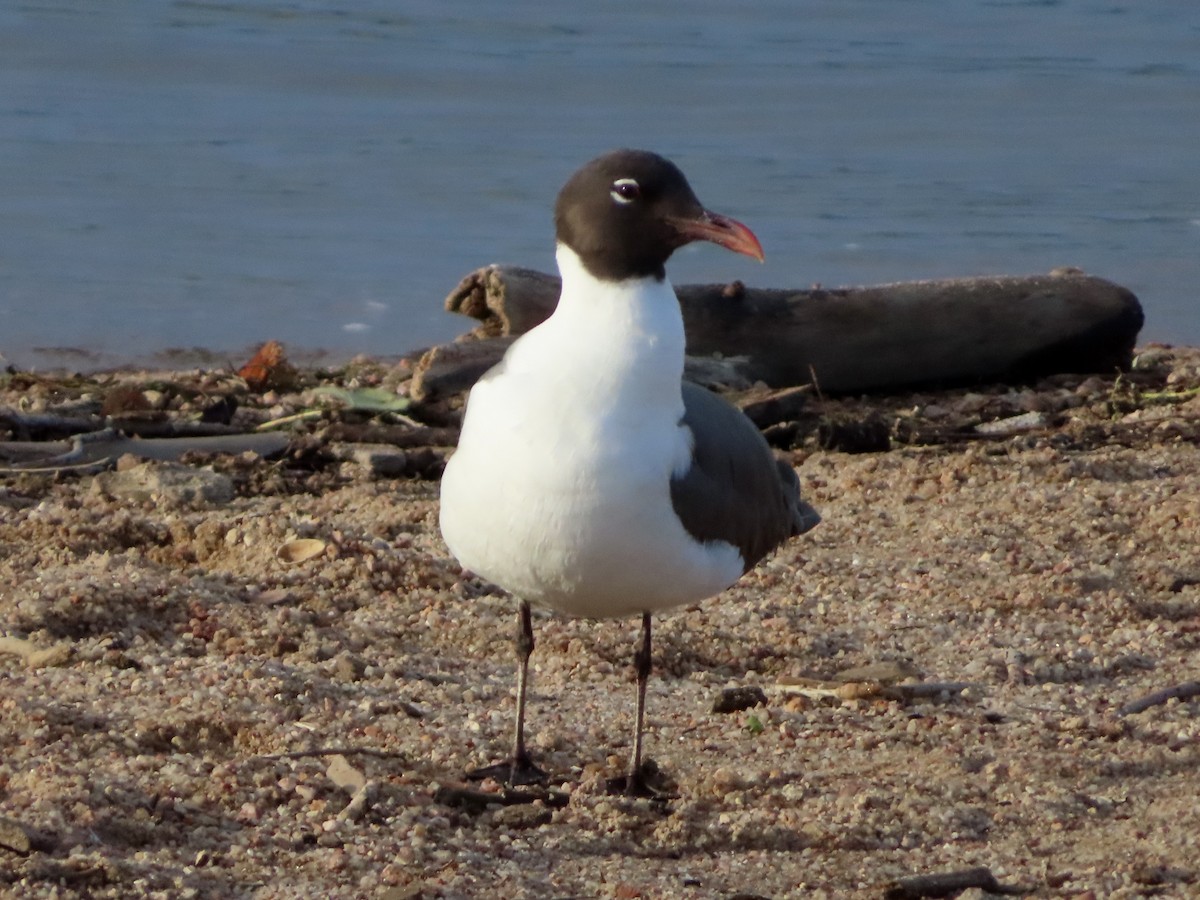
95;460;234;506
3;351;1199;897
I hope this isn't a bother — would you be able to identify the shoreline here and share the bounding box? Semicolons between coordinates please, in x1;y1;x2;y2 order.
1;344;419;377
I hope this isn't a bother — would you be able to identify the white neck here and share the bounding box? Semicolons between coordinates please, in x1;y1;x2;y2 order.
542;243;686;399
496;244;685;430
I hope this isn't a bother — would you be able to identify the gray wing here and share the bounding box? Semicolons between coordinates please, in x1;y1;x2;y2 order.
671;382;820;572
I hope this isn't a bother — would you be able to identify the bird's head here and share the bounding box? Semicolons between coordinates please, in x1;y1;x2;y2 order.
554;149;764;281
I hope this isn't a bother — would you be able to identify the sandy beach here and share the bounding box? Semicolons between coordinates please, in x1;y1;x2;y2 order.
1;345;1198;898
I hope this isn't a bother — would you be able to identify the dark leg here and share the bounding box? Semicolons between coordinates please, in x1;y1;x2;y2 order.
628;611;652;785
508;598;540;783
607;612;671;798
466;599;547;786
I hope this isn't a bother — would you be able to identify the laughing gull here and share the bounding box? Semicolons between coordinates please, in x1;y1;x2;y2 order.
440;149;820;795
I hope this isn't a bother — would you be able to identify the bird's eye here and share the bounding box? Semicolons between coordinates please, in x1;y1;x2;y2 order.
610;178;641;205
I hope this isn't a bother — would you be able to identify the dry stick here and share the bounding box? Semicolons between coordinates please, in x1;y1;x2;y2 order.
255;409;324;431
0;408;97;433
883;681;979;701
0;457;114;475
807;363;824;402
1118;681;1200;717
0;636;72;667
884;866;1027;899
0;408;249;440
250;747;410;763
434;783;569;812
1139;385;1200;404
2;428;290;469
20;427;118;466
769;679;978;704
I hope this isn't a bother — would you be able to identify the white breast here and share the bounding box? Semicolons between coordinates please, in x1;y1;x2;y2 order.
439;245;744;618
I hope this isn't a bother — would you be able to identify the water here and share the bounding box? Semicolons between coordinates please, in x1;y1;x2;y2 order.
2;1;1198;370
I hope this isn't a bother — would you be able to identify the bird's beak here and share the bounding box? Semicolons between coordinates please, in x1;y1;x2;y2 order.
669;210;765;262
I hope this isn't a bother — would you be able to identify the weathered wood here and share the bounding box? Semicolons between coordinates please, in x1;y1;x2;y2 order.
768;677;977;705
445;266;560;338
733;384;813;429
410;336;516;402
1118;680;1200;717
410;336;756;401
0;429;290;470
321;421;461;449
433;784;569;812
0;406;258;442
444;265;1144;393
884;866;1025;899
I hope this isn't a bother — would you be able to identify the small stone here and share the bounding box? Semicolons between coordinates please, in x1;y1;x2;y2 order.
326;755;367;792
333;653;367;682
712;686;768;714
491;804;553;830
335;442;409;478
974;411;1047;435
834;660;917;684
96;460;234;506
0;816;33;854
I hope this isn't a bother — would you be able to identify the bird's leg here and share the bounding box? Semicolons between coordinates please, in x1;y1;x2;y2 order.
465;599;547;787
628;611;652;785
508;598;541;783
607;611;671;798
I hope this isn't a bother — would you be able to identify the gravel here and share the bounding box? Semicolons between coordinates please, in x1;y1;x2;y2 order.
1;347;1198;898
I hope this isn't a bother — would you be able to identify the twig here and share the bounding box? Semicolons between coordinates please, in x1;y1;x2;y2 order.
885;865;1028;899
1138;385;1200;404
768;679;977;704
110;420;252;439
0;457;114;475
47;428;118;465
1118;681;1200;717
883;681;977;701
434;784;569;812
807;363;824;402
336;780;378;823
249;746;410;763
0;636;72;667
2;429;289;469
255;409;324;431
0;407;97;437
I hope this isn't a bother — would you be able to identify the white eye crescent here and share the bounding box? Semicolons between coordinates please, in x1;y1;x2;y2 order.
610;178;641;205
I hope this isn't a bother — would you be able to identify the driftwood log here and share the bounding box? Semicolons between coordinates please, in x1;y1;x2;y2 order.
0;430;290;471
410;334;758;402
436;264;1143;395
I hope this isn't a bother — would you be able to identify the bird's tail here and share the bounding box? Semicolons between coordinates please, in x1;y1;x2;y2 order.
775;459;821;536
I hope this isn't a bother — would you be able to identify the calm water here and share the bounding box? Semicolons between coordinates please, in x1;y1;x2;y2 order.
2;1;1198;369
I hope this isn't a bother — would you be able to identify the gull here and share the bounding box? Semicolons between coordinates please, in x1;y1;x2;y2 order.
440;149;819;795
